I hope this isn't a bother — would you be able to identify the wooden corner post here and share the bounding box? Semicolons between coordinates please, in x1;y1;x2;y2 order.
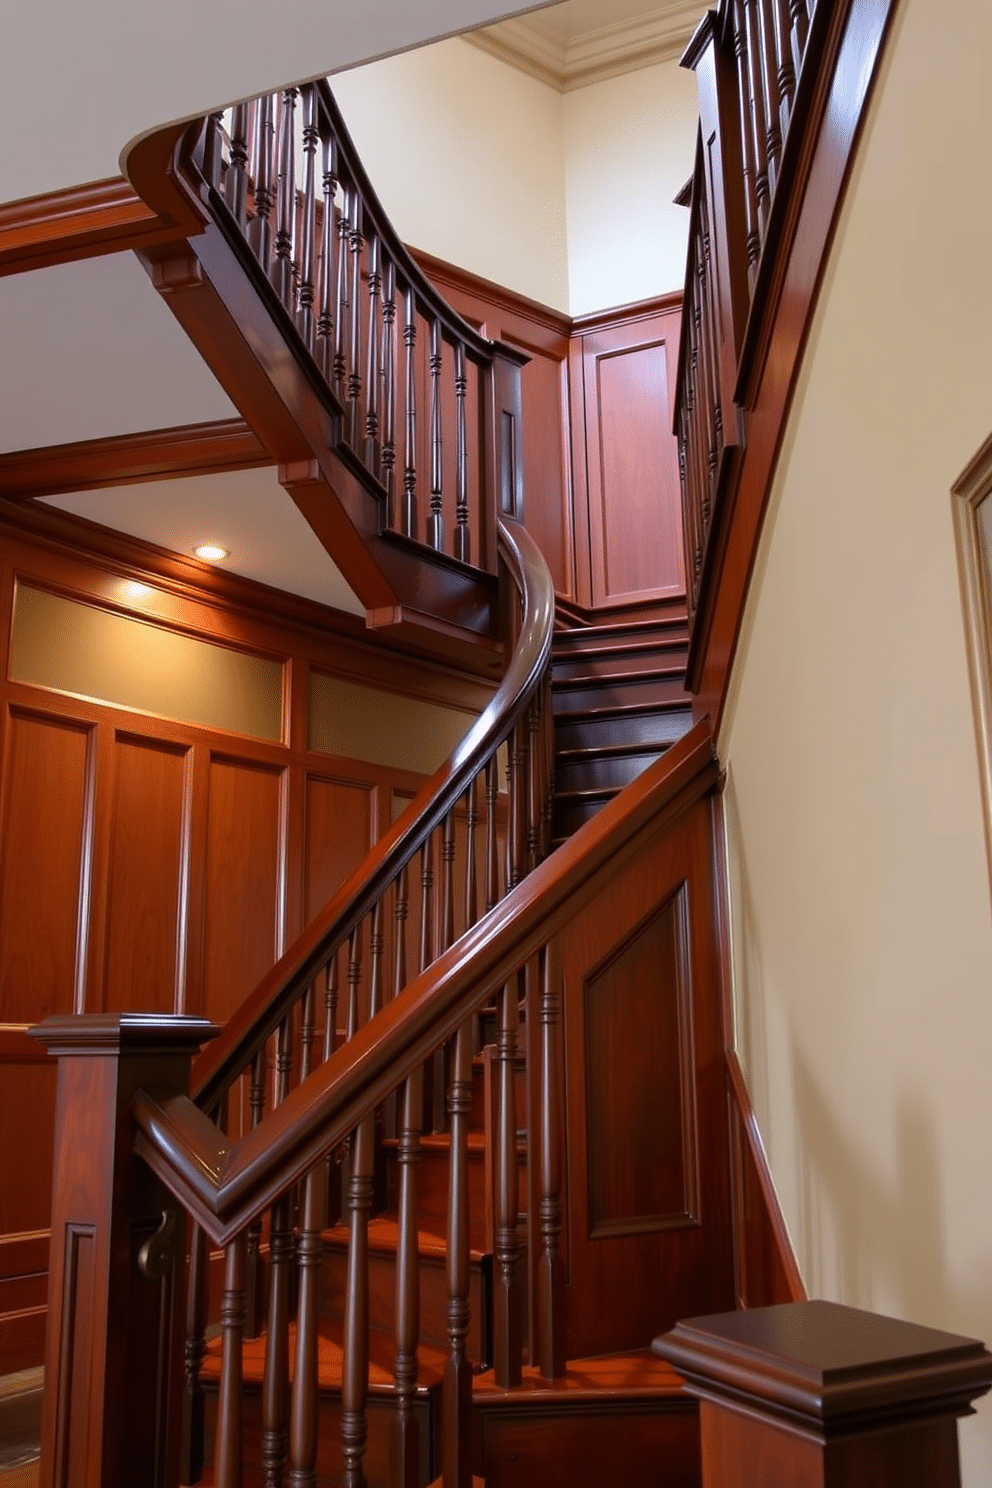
30;1014;217;1488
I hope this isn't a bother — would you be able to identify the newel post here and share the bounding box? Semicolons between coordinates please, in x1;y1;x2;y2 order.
29;1014;218;1488
654;1300;992;1487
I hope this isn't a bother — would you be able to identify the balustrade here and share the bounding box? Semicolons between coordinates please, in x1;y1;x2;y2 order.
193;82;514;577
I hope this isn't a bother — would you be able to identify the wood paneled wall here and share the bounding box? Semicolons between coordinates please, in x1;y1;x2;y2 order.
415;253;685;625
0;517;491;1372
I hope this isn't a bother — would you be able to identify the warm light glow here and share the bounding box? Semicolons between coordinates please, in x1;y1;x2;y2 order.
194;543;229;562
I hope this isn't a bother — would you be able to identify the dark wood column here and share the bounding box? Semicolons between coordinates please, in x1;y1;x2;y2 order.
655;1300;992;1488
29;1014;217;1488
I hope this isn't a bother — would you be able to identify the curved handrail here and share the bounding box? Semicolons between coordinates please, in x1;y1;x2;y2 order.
192;513;553;1114
136;719;718;1244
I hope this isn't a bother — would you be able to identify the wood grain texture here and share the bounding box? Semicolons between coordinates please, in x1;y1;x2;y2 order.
0;177;172;277
0;420;270;502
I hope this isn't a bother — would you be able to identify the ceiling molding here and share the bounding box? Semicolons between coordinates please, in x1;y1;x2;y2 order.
463;3;704;91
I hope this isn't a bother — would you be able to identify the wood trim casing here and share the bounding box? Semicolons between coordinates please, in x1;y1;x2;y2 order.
0;420;271;501
0;176;181;276
687;0;900;726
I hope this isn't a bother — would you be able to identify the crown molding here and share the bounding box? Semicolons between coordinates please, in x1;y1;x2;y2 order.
463;3;705;92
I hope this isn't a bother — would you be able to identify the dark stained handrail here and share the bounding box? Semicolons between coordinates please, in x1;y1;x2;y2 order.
191;514;552;1115
134;720;718;1245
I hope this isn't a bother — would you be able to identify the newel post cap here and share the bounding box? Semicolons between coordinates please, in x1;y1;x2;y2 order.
28;1012;220;1059
653;1300;992;1436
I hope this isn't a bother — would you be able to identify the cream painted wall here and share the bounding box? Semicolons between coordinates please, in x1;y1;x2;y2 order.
333;38;569;311
333;40;698;315
0;0;549;203
563;57;698;314
718;0;992;1480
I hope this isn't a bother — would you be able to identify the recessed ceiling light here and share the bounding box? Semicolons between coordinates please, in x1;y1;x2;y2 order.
194;544;229;562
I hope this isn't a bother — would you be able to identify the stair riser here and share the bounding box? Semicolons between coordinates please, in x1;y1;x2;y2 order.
321;1245;491;1365
474;1401;701;1488
203;1380;435;1488
555;751;663;794
553;674;690;716
554;707;692;755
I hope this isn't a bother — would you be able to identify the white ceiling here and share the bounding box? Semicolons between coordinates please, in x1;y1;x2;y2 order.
41;468;365;616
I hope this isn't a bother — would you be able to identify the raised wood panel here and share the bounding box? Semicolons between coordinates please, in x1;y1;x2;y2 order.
581;312;685;610
557;793;734;1358
0;708;93;1023
584;890;698;1239
303;772;377;922
0;1062;58;1239
200;755;285;1027
102;734;190;1014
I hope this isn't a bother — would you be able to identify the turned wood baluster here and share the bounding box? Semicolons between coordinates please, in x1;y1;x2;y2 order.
536;943;566;1379
365;234;382;472
273;88;298;310
757;0;783;195
317;134;339;382
214;1235;247;1488
418;834;438;1131
789;0;810;74
288;1158;327;1488
348;195;364;449
731;0;761;286
485;755;501;913
391;1061;423;1488
493;973;522;1388
773;0;797;134
454;342;470;562
324;951;343;1223
261;1014;295;1486
297;84;319;352
300;982;316;1083
542;671;555;859
250;93;277;275
508;720;527;891
369;898;384;1020
339;925;363;1213
245;1044;268;1339
401;289;418;539
743;0;771;248
383;863;409;1140
442;1018;473;1488
526;694;542;875
381;259;398;519
180;1222;210;1487
334;185;351;400
225;102;250;231
697;212;720;501
431;812;456;1133
428;318;444;551
341;1106;375;1488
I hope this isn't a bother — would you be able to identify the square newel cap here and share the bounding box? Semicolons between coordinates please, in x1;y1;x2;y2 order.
653;1301;992;1437
29;1012;220;1059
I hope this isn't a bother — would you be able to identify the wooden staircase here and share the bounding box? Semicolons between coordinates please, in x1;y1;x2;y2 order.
551;619;694;845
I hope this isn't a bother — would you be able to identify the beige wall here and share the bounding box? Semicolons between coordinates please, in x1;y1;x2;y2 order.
719;0;992;1480
333;38;570;311
563;57;698;314
334;38;698;315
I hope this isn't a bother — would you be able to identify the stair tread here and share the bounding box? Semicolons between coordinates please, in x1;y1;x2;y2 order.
472;1348;688;1405
200;1317;447;1394
323;1214;487;1263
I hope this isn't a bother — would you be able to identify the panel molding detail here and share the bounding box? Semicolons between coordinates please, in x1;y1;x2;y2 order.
583;884;699;1240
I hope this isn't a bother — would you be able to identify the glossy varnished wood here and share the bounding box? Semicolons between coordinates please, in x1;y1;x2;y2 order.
655;1300;992;1488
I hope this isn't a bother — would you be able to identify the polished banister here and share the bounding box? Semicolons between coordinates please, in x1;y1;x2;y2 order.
190;515;551;1116
133;721;719;1244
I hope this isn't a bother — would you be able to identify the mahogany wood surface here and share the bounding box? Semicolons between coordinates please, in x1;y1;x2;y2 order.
656;1300;992;1488
0;177;174;276
0;420;270;501
682;0;899;724
0;516;496;1371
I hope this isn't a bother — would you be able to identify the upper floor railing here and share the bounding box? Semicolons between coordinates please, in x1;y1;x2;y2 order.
191;81;517;578
676;0;822;640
